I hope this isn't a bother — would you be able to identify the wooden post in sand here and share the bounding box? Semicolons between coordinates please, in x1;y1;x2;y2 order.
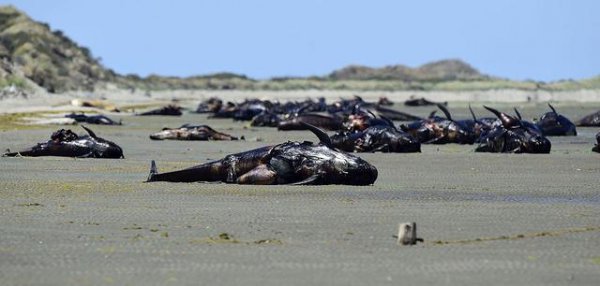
397;222;422;245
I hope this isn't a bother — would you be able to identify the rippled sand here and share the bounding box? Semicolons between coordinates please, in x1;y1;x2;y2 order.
0;102;599;285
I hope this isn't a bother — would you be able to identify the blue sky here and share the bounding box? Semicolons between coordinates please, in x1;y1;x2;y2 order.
3;0;599;81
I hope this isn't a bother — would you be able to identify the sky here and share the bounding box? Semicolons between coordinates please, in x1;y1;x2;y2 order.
3;0;599;81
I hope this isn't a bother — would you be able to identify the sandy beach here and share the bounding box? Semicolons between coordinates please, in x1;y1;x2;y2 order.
0;97;599;285
2;88;600;114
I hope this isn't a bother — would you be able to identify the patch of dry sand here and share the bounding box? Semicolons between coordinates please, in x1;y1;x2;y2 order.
2;88;600;114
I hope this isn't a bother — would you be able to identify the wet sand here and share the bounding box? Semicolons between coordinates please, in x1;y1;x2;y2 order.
0;102;599;285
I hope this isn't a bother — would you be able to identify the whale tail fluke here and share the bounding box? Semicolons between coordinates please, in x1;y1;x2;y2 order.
147;160;158;182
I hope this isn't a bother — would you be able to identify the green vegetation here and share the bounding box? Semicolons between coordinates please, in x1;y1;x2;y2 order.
0;5;115;93
328;59;486;81
0;112;45;130
0;74;27;89
546;76;600;90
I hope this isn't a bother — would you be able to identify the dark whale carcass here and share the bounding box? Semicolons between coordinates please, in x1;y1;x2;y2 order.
150;124;241;141
404;97;447;107
536;104;577;136
401;104;476;144
65;112;122;125
372;105;422;121
343;105;393;132
334;111;420;152
593;132;600;153
378;96;394;106
475;106;551;154
146;123;378;185
250;111;281;127
576;110;600;127
513;107;543;134
331;124;421;153
3;126;124;158
277;113;344;131
456;105;498;142
138;105;183;116
195;97;223;114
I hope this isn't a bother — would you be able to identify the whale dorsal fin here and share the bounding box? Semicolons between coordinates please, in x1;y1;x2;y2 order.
484;106;520;128
380;115;395;129
548;103;557;114
468;104;477;121
366;109;378;119
147;160;158;182
513;108;523;120
300;122;332;147
81;125;97;139
437;103;452;121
